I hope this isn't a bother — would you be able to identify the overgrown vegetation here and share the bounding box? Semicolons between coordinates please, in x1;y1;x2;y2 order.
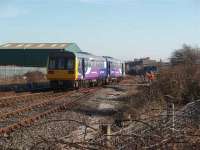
118;45;200;149
150;44;200;104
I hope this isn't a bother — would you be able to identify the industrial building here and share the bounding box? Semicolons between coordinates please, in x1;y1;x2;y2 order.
125;57;158;75
0;43;82;80
0;43;81;67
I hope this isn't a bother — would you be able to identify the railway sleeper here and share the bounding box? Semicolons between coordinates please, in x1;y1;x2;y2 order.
0;94;67;119
0;87;99;136
0;92;56;107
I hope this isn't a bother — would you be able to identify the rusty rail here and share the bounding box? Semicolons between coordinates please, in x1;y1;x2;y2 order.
0;87;100;136
0;92;55;107
0;93;70;120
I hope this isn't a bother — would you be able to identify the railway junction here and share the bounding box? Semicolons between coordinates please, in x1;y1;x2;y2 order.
0;43;199;149
0;76;139;149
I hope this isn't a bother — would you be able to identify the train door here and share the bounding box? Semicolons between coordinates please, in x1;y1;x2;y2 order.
82;58;85;79
122;63;124;76
107;61;111;77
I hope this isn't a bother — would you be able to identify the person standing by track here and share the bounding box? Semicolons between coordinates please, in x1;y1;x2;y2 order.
146;71;155;83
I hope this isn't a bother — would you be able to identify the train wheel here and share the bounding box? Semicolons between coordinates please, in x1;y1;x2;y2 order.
83;80;86;88
105;78;109;85
98;80;102;86
74;81;79;89
78;80;82;88
50;81;58;90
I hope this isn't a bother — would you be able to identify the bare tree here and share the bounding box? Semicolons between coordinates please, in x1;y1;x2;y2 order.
170;44;200;66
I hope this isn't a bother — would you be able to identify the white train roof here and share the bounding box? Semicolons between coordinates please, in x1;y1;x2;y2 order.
75;51;106;61
103;56;123;63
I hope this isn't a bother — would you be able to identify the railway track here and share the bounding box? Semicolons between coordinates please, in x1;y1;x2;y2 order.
0;92;52;106
0;91;68;115
0;93;70;120
0;87;100;136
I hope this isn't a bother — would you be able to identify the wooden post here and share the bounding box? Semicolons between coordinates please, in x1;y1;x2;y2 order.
100;124;112;147
164;95;174;122
164;95;175;133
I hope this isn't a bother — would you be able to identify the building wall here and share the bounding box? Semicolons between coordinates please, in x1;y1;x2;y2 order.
0;49;61;67
0;66;46;79
0;43;81;67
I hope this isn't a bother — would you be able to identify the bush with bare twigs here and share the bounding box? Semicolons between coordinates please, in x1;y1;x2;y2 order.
149;45;200;105
24;71;46;83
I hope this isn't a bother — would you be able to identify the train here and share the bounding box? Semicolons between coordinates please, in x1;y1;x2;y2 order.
46;51;125;89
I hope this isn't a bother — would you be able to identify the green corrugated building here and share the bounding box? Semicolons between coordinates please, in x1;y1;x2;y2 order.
0;43;81;67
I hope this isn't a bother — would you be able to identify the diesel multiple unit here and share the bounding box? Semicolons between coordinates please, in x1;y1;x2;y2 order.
46;51;125;89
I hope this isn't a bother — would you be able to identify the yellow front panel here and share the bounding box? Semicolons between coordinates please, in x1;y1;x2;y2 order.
47;70;75;80
75;57;79;80
47;57;79;81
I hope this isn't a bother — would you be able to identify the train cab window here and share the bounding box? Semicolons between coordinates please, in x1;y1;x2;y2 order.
67;59;74;70
49;58;56;69
58;58;65;69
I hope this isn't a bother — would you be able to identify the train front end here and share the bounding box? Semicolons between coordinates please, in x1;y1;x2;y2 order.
46;52;78;89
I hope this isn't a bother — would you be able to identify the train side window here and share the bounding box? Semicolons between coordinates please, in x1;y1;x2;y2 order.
99;61;101;67
78;59;82;68
67;59;74;70
110;62;113;68
90;60;93;67
104;61;107;68
93;61;96;67
88;60;92;68
99;61;103;68
49;58;56;69
84;60;87;72
93;61;95;67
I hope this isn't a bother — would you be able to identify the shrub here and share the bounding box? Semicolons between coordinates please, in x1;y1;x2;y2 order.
149;45;200;105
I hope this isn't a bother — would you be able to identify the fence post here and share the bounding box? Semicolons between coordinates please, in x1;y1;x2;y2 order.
172;102;175;133
164;95;175;133
100;123;112;147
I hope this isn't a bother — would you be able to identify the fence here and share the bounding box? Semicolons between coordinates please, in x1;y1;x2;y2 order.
0;66;46;79
0;66;47;86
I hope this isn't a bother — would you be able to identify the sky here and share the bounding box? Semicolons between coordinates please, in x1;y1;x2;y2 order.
0;0;199;61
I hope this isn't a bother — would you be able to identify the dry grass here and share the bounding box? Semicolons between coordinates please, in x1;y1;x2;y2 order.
150;64;200;105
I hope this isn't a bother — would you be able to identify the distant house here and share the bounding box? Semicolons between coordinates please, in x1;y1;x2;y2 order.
125;57;158;75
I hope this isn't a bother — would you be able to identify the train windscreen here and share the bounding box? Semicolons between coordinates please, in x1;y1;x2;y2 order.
48;56;74;70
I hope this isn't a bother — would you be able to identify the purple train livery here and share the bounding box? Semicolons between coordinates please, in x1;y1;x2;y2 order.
47;51;125;89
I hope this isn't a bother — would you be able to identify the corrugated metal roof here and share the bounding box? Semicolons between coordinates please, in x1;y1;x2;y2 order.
0;43;70;49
